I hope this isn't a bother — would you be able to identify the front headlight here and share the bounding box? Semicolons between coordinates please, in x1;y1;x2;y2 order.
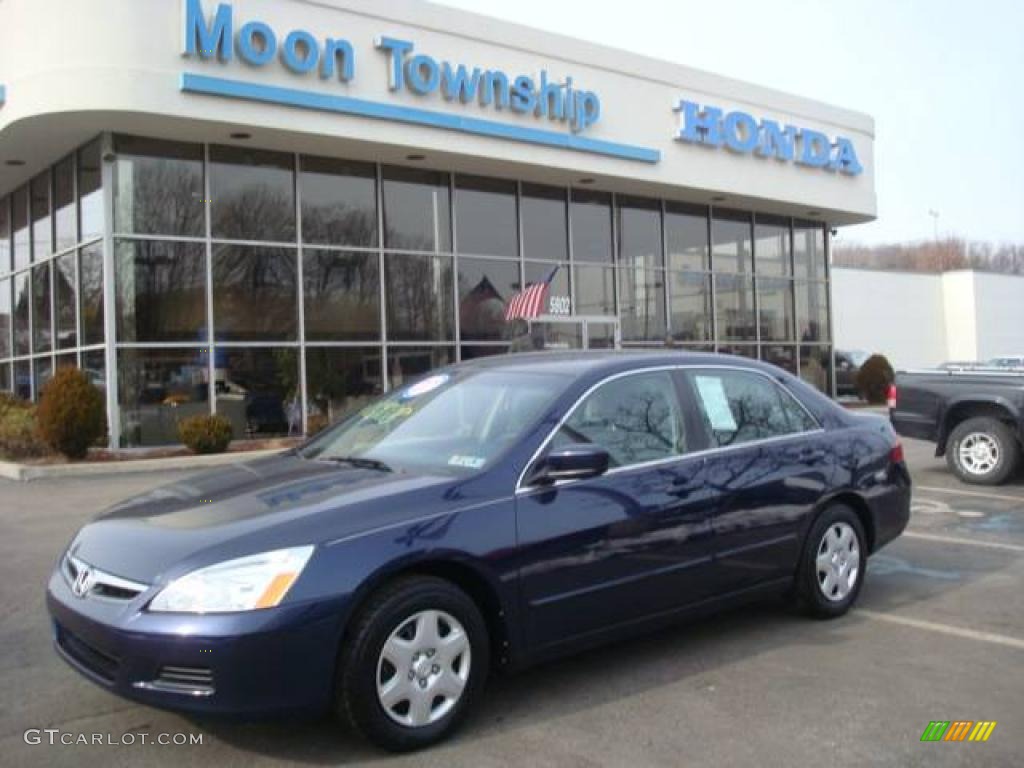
148;546;314;613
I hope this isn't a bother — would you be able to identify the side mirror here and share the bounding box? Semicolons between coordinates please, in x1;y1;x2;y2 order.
527;444;610;486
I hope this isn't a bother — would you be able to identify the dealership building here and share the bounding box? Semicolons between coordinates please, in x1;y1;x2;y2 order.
0;0;875;448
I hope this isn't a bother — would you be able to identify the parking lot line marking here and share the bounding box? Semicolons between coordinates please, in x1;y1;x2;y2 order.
903;531;1024;553
916;485;1024;504
859;610;1024;651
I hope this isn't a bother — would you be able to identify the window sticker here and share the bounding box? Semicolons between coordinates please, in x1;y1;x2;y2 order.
694;375;738;432
400;373;449;401
359;401;414;425
448;455;486;469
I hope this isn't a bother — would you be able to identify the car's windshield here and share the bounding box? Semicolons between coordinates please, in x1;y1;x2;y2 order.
299;369;569;475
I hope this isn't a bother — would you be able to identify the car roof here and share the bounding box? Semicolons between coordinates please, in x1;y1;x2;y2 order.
455;349;783;379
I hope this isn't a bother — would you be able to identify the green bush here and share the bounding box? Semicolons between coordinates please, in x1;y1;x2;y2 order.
178;414;233;454
0;394;50;460
35;368;107;459
856;353;895;404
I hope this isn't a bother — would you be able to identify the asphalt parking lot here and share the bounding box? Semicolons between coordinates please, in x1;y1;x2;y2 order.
1;438;1022;767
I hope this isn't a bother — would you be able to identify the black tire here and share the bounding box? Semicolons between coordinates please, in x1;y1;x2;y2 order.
795;505;867;619
945;417;1020;486
335;576;489;752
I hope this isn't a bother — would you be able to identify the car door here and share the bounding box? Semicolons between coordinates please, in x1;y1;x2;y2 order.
682;368;831;594
516;369;717;651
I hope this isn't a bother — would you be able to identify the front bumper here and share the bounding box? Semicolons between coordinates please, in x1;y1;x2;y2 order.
46;568;349;717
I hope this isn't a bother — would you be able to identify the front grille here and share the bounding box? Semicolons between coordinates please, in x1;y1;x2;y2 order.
149;665;215;696
56;625;120;684
62;554;147;601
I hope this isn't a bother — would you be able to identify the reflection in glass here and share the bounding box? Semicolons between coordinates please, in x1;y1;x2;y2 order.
80;243;105;346
0;278;9;358
212;245;297;340
13;272;30;356
794;221;826;281
300;156;377;247
118;348;210;446
617;195;662;270
116;240;207;342
385;253;453;341
571;190;613;264
305;347;382;425
0;196;10;273
32;263;52;353
34;357;53;400
13;187;30;271
382;167;451;252
78;139;104;243
619;268;665;342
82;350;106;393
799;345;833;394
521;183;567;261
712;209;752;273
524;261;569;315
460;345;510;360
455;176;518;258
796;280;829;342
387;346;453;390
114;136;204;236
715;273;756;341
573;265;614;316
718;344;758;359
31;171;51;261
458;257;518;341
210;145;295;242
15;360;31;400
54;156;77;253
303;250;380;341
666;202;709;272
762;345;797;375
669;272;711;342
216;347;299;438
755;216;791;277
0;362;9;394
757;276;795;342
55;253;77;349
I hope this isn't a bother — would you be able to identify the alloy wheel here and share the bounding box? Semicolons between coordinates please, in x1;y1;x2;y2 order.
958;432;1000;476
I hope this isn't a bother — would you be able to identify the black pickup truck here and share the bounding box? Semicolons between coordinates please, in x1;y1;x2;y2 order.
890;370;1024;485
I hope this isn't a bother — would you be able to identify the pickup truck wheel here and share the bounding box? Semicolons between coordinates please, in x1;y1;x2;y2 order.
946;417;1020;485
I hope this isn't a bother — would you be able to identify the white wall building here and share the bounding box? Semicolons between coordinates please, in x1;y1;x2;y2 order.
0;0;876;446
833;267;1024;369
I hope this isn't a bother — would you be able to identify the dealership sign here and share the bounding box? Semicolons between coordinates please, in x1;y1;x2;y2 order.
674;100;863;176
179;0;660;162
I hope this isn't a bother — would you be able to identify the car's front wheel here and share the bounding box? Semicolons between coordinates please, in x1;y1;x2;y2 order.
796;505;866;619
336;576;489;752
946;417;1020;486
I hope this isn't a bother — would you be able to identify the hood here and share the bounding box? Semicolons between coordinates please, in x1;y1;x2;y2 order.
68;453;455;583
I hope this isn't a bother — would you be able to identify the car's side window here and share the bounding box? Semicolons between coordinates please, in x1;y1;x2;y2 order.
551;371;686;468
686;369;818;448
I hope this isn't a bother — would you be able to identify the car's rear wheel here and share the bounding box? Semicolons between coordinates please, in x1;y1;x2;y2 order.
946;417;1020;486
336;576;489;752
795;505;866;619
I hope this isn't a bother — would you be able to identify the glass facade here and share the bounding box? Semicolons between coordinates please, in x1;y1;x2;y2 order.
0;132;834;446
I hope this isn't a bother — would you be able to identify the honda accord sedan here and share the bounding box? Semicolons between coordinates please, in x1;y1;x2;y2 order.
47;351;910;751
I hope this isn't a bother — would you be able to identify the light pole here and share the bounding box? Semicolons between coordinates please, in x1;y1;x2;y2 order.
928;209;940;241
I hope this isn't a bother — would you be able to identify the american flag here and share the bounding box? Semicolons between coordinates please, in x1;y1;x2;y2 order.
505;267;560;321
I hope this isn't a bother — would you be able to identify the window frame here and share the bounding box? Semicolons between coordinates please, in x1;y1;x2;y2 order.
518;364;822;493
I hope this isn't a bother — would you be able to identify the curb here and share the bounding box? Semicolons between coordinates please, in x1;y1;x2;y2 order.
0;449;287;482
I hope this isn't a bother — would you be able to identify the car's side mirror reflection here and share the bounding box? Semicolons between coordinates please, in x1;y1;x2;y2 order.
527;444;610;486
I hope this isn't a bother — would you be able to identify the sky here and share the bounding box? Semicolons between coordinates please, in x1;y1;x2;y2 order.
436;0;1024;246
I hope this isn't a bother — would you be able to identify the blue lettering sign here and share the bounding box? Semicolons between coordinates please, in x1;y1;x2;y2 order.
374;38;600;133
182;0;354;81
674;99;863;176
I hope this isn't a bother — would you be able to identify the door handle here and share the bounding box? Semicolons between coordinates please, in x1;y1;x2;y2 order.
797;447;825;463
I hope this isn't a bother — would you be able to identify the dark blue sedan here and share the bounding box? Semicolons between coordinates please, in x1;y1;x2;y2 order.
47;351;910;751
